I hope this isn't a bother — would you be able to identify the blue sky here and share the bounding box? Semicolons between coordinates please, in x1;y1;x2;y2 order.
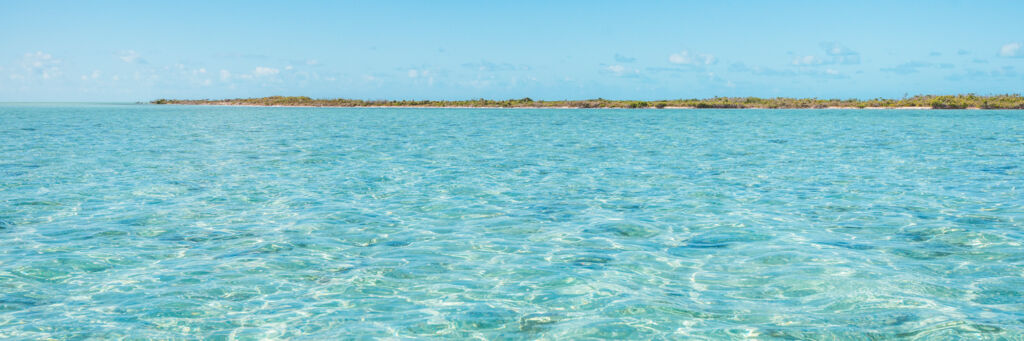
1;0;1022;101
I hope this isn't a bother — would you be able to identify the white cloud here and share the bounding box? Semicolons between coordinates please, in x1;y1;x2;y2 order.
823;43;854;57
461;61;528;72
117;50;144;63
786;42;860;66
669;50;717;65
792;55;824;66
999;42;1022;58
405;68;435;85
603;64;640;77
252;66;279;77
220;69;231;81
21;51;62;79
792;42;861;67
819;42;860;65
285;65;293;71
881;61;932;74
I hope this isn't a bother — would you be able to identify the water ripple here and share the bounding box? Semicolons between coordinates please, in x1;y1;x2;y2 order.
1;104;1022;338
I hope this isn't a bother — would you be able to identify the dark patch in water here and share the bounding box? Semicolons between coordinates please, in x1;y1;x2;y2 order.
891;248;953;260
329;266;355;274
686;233;770;248
820;241;875;250
14;200;59;207
583;222;658;238
0;218;11;230
21;128;37;131
955;215;1003;226
214;243;295;259
566;255;613;267
897;231;933;242
980;165;1017;175
881;312;918;326
374;240;410;247
668;233;773;256
0;295;41;310
676;242;730;249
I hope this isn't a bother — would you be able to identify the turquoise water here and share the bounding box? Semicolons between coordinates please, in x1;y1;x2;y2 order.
1;104;1023;339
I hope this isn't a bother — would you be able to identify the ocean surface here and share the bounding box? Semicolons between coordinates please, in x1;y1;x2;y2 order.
1;103;1022;339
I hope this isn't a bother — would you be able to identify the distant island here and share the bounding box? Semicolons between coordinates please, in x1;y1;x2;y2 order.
152;94;1024;109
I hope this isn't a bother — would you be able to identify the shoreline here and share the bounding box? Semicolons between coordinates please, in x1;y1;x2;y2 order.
156;103;979;110
152;95;1024;110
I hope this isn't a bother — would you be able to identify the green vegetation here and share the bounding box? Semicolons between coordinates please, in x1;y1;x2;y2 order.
152;94;1024;109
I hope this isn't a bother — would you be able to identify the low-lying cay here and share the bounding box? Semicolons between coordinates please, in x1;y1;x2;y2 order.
152;94;1024;109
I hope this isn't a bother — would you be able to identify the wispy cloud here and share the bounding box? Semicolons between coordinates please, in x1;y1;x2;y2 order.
252;66;279;77
406;67;437;86
601;64;641;78
614;53;636;63
668;50;716;66
80;70;101;81
461;61;529;72
21;51;61;80
999;42;1022;58
116;50;146;64
880;61;932;74
729;62;848;79
792;55;825;66
794;42;861;67
821;42;860;65
946;66;1018;81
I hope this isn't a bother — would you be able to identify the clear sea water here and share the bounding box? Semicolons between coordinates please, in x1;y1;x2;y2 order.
1;103;1023;339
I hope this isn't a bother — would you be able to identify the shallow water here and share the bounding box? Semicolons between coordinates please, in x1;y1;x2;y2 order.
1;104;1022;339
